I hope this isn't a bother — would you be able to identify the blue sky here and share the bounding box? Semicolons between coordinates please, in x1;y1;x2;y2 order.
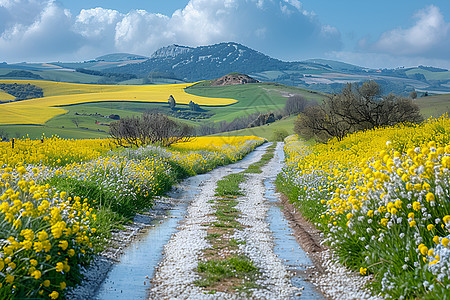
1;0;450;69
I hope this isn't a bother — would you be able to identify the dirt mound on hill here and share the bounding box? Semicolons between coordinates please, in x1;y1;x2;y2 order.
211;73;259;86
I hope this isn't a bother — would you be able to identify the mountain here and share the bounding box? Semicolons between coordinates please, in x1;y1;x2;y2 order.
105;42;295;81
1;41;450;95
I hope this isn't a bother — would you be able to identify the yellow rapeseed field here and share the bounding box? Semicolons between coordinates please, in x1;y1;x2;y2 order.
0;80;237;125
281;115;450;298
0;89;15;101
0;134;264;298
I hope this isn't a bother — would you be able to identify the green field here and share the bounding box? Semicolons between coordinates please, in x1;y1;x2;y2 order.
415;94;450;118
0;81;323;139
186;82;325;122
0;68;102;83
405;68;450;81
209;116;296;141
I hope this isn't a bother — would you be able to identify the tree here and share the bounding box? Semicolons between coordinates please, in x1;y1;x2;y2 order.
168;95;176;110
410;90;417;99
71;118;80;128
109;112;193;147
284;95;308;116
294;81;423;142
271;129;289;142
188;101;200;111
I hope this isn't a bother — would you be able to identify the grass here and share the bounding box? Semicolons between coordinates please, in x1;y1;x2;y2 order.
415;94;450;118
195;256;258;288
244;142;276;173
0;124;110;139
186;82;325;123
0;80;237;126
197;142;278;294
215;173;245;197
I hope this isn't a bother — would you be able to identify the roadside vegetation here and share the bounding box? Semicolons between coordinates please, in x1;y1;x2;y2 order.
0;135;264;299
278;115;450;299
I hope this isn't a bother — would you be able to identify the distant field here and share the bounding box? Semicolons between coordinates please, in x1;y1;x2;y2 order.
0;80;320;139
0;89;15;101
209;116;296;141
405;69;450;81
0;80;237;125
415;94;450;118
0;68;102;83
186;82;325;122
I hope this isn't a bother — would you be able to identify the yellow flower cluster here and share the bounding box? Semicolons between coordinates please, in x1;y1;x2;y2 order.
171;136;264;152
0;135;115;167
282;115;450;298
0;166;94;299
0;134;264;298
170;136;265;174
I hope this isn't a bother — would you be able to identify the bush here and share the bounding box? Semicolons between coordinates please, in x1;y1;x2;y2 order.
271;129;289;141
109;112;193;147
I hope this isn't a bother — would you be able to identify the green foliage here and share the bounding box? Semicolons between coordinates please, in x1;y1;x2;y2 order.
215;173;245;197
0;83;43;101
271;129;289;142
196;255;258;287
0;70;42;79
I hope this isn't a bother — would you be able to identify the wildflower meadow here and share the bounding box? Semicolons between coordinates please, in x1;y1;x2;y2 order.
0;135;264;299
278;115;450;299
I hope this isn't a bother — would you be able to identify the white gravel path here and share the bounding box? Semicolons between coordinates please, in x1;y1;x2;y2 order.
311;250;383;300
148;143;381;299
234;165;299;299
148;145;268;299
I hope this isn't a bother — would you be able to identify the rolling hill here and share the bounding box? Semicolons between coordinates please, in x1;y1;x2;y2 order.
1;42;450;95
0;78;324;139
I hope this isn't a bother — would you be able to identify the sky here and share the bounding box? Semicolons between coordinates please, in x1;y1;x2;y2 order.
1;0;450;69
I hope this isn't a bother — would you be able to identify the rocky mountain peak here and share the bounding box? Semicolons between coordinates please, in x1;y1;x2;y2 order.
150;45;194;59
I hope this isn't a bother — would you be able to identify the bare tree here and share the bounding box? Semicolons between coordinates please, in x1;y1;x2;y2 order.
284;95;308;116
295;81;423;142
109;113;193;147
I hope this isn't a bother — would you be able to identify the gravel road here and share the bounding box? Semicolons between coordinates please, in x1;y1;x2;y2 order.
70;143;381;299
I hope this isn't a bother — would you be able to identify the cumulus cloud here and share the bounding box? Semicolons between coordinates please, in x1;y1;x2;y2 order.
0;0;341;62
0;0;82;62
370;5;450;58
328;5;450;70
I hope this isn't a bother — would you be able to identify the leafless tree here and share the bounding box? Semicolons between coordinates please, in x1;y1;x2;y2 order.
295;81;423;142
109;113;193;147
284;95;308;116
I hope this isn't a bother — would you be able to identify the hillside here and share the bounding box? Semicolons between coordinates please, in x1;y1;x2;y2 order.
2;41;450;95
106;42;294;81
211;73;259;86
0;79;323;139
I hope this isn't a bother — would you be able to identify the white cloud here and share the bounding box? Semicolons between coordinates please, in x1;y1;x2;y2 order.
114;10;171;54
284;0;302;12
0;0;82;62
75;7;122;39
372;5;450;57
0;0;341;62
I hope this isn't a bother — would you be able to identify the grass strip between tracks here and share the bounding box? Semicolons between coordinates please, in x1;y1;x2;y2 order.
195;143;277;295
